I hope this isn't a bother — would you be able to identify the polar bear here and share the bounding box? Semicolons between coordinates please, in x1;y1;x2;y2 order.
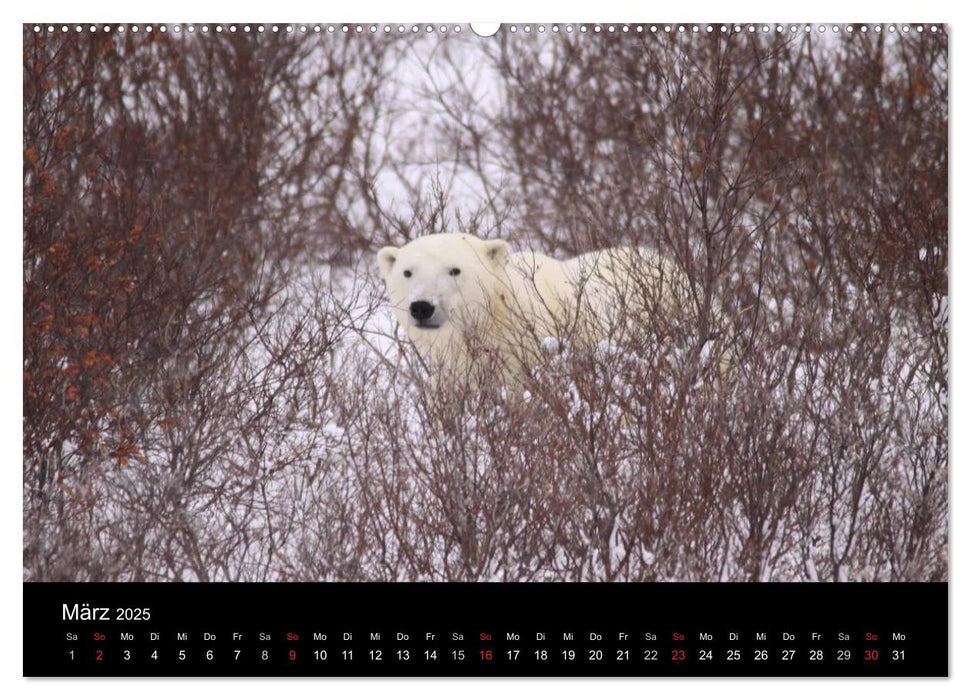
377;233;727;384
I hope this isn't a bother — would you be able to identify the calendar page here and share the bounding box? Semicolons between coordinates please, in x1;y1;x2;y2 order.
22;21;948;677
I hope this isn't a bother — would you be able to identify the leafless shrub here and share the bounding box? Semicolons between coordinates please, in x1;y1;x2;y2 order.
24;26;946;582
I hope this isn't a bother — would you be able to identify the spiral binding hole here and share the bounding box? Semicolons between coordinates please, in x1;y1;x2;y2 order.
28;23;942;37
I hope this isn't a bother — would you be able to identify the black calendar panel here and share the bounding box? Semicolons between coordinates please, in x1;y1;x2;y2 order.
24;582;946;676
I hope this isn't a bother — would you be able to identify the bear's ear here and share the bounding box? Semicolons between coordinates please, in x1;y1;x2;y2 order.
480;239;510;268
377;247;399;280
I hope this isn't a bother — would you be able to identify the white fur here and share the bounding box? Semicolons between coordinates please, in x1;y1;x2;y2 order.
377;233;723;382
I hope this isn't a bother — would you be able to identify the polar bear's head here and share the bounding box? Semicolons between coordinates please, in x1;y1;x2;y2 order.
377;233;510;347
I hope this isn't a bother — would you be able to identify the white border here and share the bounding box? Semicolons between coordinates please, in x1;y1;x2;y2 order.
4;1;964;699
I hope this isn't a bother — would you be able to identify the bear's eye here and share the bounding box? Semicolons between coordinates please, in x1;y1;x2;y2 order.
449;268;461;277
403;270;412;278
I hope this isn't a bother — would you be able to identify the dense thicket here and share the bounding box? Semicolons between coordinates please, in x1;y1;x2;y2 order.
24;25;946;582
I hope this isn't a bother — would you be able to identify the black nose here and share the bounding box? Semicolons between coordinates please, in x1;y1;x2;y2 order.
409;301;435;321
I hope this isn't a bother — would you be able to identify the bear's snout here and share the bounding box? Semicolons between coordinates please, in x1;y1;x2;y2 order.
409;300;436;322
